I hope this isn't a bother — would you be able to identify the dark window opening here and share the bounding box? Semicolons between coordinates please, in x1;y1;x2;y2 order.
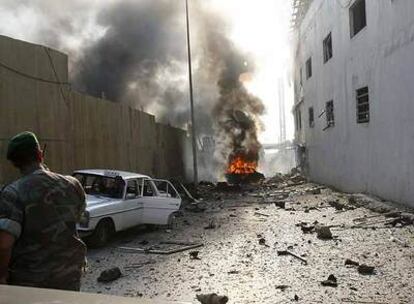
326;100;335;127
299;67;303;86
323;32;333;63
356;86;369;123
306;58;312;79
295;108;302;131
350;0;367;37
309;107;314;128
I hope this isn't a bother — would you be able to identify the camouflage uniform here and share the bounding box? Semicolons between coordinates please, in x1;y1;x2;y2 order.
0;165;87;291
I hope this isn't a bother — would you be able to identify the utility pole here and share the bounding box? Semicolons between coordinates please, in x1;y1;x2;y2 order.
185;0;199;185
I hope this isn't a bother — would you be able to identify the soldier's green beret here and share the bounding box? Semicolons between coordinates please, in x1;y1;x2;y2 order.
6;131;40;161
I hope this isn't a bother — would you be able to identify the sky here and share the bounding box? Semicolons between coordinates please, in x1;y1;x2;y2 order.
0;0;295;144
210;0;294;143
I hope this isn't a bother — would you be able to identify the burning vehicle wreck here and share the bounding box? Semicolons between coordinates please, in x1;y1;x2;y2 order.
221;110;265;185
73;170;181;246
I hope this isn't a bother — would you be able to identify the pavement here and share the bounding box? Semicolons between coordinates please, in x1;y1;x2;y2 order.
80;177;414;304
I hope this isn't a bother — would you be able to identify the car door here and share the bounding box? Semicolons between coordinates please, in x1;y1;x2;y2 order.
141;179;181;225
120;179;144;230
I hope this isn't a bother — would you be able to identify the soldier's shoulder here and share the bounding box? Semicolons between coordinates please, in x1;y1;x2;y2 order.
0;180;21;206
1;181;19;196
52;172;83;190
2;176;26;194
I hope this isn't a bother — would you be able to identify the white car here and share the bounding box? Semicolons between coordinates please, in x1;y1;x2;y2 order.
73;169;181;246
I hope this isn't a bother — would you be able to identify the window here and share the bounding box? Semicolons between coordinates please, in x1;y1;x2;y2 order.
356;87;369;123
306;58;312;79
326;100;335;127
309;107;314;128
143;180;155;197
153;180;178;198
73;173;124;199
323;32;333;63
299;67;303;86
126;180;138;199
295;109;302;131
350;0;367;37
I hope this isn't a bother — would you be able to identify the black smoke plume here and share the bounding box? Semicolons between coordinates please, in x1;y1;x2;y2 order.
194;7;265;171
1;0;265;177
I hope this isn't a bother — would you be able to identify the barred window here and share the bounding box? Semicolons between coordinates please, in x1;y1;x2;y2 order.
295;108;302;131
306;57;312;79
356;87;369;123
309;107;314;128
326;100;334;127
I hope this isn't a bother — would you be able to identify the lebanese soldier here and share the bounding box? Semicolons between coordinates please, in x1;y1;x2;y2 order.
0;131;86;290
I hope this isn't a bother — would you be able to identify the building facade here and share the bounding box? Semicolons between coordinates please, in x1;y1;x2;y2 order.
293;0;414;207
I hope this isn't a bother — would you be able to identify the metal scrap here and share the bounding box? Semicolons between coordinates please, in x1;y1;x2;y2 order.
277;250;308;265
118;241;203;255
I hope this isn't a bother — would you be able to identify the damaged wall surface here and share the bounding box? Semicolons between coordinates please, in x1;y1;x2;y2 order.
293;0;414;207
0;35;188;184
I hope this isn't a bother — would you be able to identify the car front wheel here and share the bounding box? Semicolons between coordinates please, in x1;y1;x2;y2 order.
89;219;115;247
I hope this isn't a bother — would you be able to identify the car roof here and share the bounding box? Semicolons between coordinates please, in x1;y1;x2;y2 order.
73;169;150;180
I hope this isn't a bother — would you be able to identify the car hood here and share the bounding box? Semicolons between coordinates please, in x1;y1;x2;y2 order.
85;194;120;208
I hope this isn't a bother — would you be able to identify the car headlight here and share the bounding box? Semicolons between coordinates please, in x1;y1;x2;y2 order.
79;211;90;228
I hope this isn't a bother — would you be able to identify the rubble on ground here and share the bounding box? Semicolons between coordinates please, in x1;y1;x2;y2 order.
321;274;338;287
97;267;122;283
316;225;333;240
81;172;414;303
196;293;229;304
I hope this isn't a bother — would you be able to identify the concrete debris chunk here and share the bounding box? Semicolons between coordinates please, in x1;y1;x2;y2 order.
321;274;338;287
274;201;286;209
386;214;414;227
97;267;122;283
306;188;321;195
190;251;201;260
328;200;345;211
196;293;229;304
344;259;359;266
299;222;315;233
316;225;333;240
204;220;216;230
294;294;299;301
275;285;290;291
358;264;375;275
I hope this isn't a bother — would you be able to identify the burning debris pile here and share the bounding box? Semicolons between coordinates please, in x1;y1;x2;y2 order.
213;66;265;183
221;111;264;184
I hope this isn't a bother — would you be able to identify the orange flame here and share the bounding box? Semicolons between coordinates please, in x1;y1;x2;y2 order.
227;155;257;175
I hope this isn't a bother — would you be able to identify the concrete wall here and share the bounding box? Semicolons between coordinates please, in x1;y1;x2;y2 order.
293;0;414;207
0;35;188;184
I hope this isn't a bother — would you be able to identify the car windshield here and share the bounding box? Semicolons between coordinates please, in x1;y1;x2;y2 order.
73;173;125;199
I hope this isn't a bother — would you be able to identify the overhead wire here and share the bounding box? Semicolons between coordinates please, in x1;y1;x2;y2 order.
0;47;71;107
0;59;69;85
43;46;70;107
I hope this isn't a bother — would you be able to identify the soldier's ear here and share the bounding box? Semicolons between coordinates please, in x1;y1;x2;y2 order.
36;149;44;163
